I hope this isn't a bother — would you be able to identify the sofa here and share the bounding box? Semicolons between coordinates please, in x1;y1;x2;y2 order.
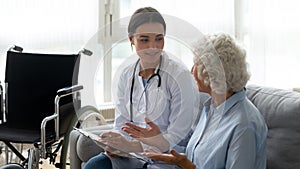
69;84;300;169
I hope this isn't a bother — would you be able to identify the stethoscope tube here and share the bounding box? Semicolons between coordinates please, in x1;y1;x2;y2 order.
129;56;162;122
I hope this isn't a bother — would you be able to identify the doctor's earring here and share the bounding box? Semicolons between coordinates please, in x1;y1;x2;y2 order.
131;43;134;51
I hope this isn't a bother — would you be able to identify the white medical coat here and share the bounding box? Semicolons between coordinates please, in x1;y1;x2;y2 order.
113;52;199;151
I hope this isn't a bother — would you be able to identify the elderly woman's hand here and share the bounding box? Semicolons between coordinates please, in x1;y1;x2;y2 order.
142;148;196;169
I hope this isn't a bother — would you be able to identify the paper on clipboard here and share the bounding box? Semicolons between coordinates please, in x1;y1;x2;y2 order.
73;127;153;164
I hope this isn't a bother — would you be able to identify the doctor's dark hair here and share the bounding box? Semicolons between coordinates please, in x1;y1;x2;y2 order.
128;7;166;38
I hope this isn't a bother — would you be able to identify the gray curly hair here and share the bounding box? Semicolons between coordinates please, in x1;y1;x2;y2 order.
193;33;250;93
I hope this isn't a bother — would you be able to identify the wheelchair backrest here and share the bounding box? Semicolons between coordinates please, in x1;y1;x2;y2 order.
4;51;80;133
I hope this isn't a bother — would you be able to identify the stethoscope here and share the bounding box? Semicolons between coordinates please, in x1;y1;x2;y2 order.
129;55;162;122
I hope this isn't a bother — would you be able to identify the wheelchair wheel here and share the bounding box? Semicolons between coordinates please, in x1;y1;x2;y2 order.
56;105;105;169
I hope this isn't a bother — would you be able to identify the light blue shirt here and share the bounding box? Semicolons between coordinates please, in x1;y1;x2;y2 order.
186;89;268;169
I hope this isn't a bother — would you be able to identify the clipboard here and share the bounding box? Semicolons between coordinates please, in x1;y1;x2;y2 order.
73;127;153;164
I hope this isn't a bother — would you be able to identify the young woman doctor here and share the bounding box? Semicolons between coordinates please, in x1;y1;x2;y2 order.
83;7;199;169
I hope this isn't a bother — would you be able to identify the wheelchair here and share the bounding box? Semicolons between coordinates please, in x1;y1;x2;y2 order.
0;45;101;169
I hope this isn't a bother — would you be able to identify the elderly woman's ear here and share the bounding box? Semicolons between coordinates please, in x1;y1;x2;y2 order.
192;64;211;94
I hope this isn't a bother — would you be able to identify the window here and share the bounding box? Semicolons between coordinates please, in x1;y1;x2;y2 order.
3;1;297;109
95;0;235;107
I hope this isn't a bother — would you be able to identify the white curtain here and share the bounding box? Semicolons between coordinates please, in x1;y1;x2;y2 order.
121;0;235;35
0;0;98;80
246;0;300;89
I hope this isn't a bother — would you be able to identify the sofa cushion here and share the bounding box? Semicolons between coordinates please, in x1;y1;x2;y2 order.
246;84;300;169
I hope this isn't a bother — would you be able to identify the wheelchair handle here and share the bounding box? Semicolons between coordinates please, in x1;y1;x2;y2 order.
57;85;83;97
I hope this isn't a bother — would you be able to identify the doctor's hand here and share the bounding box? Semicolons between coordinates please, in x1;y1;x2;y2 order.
142;148;196;169
121;117;170;152
98;131;143;157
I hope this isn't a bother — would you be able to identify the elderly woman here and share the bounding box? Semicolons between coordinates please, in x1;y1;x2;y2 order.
124;33;268;169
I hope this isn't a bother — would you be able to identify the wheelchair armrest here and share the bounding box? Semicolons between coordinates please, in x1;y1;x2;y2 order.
40;85;83;158
57;85;83;97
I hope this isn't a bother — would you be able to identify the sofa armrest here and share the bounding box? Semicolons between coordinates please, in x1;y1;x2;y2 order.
69;124;114;169
69;130;82;169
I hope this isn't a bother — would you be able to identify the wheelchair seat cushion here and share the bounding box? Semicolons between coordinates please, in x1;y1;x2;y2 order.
0;124;55;143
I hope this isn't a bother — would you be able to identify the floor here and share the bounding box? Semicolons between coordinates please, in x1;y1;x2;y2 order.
0;143;69;169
